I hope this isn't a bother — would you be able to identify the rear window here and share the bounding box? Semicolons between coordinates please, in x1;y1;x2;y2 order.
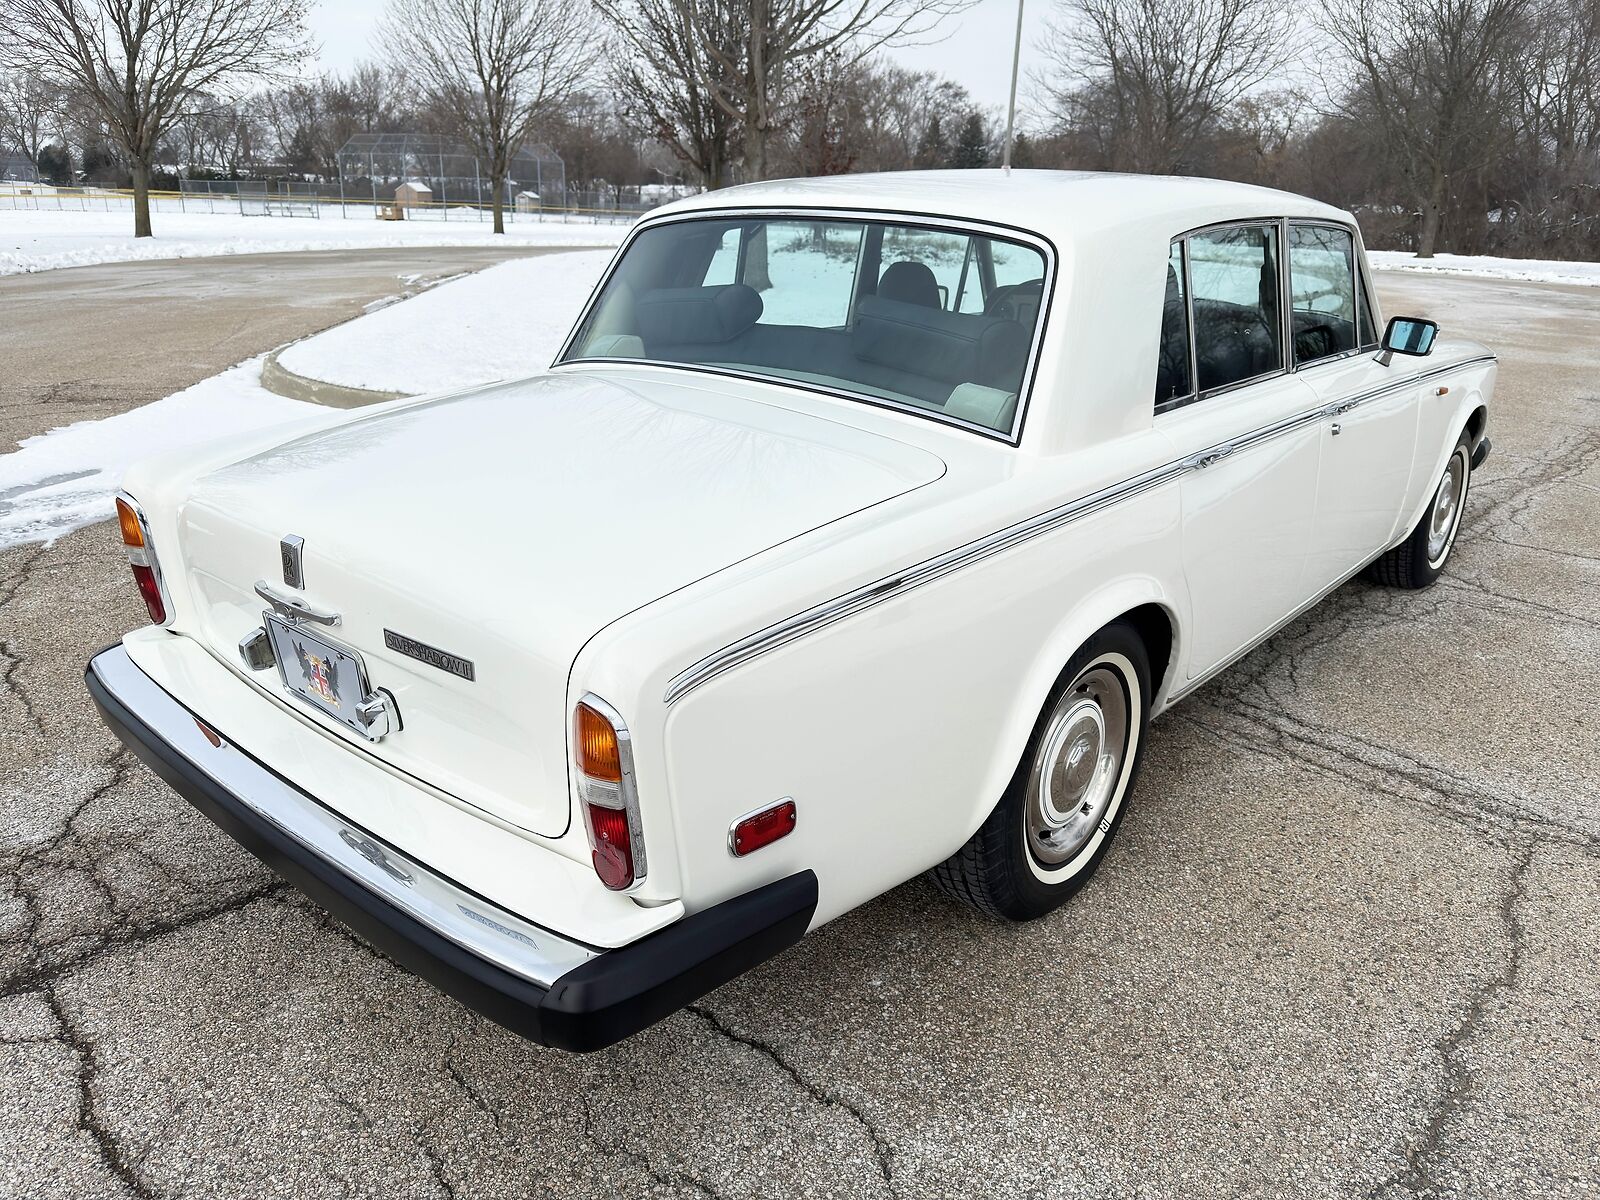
560;215;1050;437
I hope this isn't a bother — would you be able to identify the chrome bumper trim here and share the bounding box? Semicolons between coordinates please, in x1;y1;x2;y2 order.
88;644;597;987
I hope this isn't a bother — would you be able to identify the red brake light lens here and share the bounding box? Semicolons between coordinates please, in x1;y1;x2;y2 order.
730;800;797;857
585;802;634;891
131;563;166;624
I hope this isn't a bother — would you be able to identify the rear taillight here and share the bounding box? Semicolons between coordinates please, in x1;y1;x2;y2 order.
573;697;646;891
115;493;169;626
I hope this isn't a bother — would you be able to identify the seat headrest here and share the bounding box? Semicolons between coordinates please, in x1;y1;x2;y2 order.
1165;263;1181;308
878;261;941;309
853;295;1029;392
635;284;763;347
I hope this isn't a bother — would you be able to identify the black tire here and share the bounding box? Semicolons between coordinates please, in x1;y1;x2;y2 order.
930;620;1151;921
1367;429;1473;589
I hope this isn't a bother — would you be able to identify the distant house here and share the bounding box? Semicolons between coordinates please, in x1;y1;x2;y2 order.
515;190;541;213
395;180;432;209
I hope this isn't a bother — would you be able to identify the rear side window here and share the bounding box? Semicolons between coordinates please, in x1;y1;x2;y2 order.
1289;225;1358;365
1155;240;1191;406
1187;224;1283;393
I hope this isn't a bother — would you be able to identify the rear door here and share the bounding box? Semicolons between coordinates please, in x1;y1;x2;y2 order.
1157;223;1325;682
1287;224;1420;586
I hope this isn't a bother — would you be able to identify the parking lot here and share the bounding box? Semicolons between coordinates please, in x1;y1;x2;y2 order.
2;253;1596;1198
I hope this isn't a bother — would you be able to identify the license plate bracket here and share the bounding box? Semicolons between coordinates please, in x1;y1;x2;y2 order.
263;613;388;739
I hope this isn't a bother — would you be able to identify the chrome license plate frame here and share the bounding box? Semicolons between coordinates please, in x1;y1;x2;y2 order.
263;612;376;737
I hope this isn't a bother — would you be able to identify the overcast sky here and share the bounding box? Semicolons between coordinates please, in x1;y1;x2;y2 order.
305;0;1058;117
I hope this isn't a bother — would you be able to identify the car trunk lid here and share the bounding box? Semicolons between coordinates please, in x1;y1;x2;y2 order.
174;371;945;836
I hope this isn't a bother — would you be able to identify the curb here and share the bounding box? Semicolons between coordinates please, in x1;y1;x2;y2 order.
260;349;410;408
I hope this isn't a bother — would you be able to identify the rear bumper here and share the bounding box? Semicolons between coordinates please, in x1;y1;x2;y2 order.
86;643;816;1052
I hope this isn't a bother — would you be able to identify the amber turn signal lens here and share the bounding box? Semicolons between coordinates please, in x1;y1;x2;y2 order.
115;497;144;547
574;702;622;782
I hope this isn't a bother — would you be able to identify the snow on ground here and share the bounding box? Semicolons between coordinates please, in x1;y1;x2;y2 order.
0;358;321;549
0;206;628;275
1368;250;1600;287
275;248;616;394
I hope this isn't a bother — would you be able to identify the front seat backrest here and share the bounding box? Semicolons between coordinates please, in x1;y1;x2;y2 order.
878;261;941;309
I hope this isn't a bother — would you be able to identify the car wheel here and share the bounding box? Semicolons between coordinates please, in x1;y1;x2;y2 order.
930;620;1151;921
1367;430;1472;590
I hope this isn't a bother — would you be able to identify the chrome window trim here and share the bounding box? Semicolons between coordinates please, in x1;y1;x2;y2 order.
664;351;1497;706
553;205;1058;447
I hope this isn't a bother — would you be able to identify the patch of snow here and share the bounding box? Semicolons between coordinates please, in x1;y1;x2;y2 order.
1368;250;1600;287
276;249;616;395
0;357;320;548
0;206;629;276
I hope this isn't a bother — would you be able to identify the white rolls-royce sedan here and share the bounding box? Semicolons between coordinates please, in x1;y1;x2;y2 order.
88;171;1495;1050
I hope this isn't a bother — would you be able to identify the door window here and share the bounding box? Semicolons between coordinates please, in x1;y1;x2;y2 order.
1155;240;1192;407
1289;225;1358;366
1187;224;1283;393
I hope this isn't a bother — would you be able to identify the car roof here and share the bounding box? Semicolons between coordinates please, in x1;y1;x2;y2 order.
649;169;1354;245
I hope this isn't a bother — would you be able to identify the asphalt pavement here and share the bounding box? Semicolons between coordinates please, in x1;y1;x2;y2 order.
0;253;1596;1199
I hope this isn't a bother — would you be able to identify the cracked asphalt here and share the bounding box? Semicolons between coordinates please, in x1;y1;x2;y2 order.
2;256;1597;1198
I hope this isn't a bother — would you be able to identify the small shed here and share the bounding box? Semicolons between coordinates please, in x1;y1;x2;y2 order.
394;180;432;209
515;190;541;213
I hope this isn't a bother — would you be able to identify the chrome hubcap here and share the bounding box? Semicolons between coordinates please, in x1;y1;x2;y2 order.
1427;451;1467;566
1027;665;1128;866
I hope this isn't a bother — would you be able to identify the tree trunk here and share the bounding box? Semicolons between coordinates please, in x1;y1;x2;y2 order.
131;157;153;239
1417;169;1446;258
743;112;768;182
491;171;506;234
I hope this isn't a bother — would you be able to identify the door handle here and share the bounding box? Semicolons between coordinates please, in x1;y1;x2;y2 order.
1330;422;1342;437
1190;444;1236;470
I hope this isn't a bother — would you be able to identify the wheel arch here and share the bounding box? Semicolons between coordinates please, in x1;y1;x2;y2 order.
1396;369;1494;546
961;578;1181;846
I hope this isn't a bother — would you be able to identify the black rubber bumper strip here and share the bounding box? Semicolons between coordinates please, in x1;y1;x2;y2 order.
85;653;818;1052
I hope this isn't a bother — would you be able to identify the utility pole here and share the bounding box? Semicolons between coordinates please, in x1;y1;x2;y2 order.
1002;0;1025;172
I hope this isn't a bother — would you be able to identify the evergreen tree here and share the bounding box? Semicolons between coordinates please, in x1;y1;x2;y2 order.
950;111;990;168
1009;131;1036;168
37;142;72;185
914;115;947;168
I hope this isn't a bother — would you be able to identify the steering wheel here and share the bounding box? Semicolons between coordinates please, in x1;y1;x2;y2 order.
986;278;1044;323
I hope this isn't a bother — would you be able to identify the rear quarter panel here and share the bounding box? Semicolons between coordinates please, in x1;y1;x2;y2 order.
600;437;1186;928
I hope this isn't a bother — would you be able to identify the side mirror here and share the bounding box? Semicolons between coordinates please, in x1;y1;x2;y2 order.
1377;315;1438;366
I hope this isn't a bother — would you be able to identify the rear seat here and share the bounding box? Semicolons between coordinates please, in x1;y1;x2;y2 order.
630;284;1031;409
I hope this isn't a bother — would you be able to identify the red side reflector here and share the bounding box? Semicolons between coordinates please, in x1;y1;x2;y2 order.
730;800;797;858
131;562;166;625
586;802;634;890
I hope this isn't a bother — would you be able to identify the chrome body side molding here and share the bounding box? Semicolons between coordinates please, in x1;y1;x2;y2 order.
663;354;1497;706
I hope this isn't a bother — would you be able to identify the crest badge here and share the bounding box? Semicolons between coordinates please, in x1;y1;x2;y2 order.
280;534;306;589
294;638;342;709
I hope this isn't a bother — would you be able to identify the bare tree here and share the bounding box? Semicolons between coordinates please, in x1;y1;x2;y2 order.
379;0;597;232
0;0;308;236
612;0;970;182
603;0;745;189
1318;0;1533;257
1499;0;1600;253
0;73;62;168
1038;0;1291;174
